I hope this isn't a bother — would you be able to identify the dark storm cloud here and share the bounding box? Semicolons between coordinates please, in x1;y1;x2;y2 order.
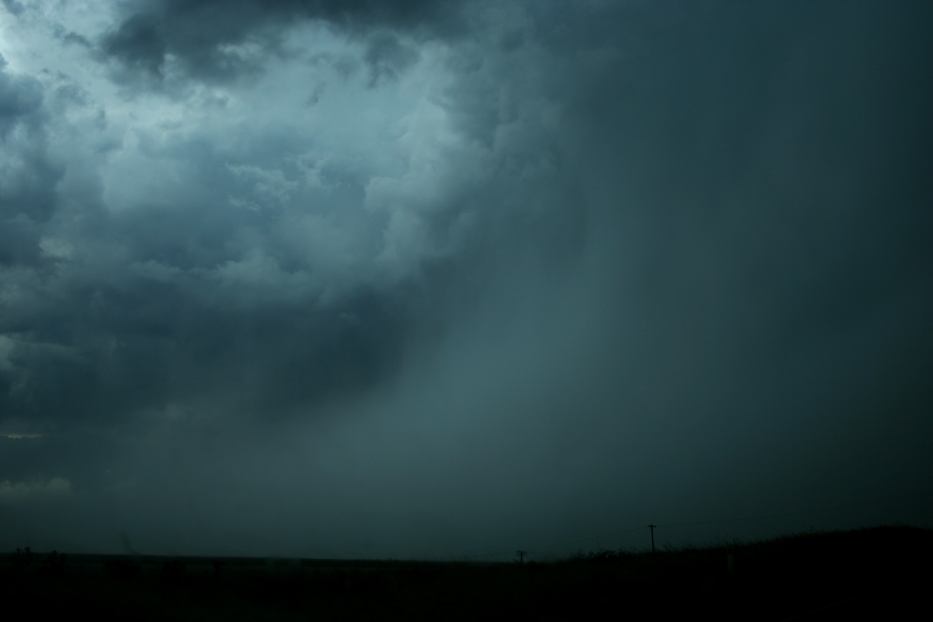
573;0;933;368
2;0;933;557
0;57;63;264
1;274;406;425
1;0;24;17
539;0;933;532
101;0;464;81
0;57;41;127
0;187;409;429
363;32;420;86
0;63;407;451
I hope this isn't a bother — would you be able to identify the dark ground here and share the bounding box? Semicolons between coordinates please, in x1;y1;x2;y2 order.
2;526;931;620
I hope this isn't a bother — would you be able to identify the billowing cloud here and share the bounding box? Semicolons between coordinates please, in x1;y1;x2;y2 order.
0;56;63;266
100;0;466;82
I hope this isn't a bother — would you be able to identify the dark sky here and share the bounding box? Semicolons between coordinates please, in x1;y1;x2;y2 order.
1;0;931;559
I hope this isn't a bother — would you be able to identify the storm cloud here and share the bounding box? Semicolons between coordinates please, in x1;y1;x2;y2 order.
0;1;931;558
101;0;466;81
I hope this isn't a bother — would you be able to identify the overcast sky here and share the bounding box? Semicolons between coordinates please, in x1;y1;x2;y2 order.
1;0;931;559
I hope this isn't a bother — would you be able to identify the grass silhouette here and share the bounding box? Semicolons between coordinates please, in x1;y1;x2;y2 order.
1;526;931;620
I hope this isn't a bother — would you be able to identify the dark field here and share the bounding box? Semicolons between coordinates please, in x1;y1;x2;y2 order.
2;526;931;620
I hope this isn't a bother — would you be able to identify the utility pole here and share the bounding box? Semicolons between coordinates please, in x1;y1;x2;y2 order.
516;550;527;564
648;524;656;553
